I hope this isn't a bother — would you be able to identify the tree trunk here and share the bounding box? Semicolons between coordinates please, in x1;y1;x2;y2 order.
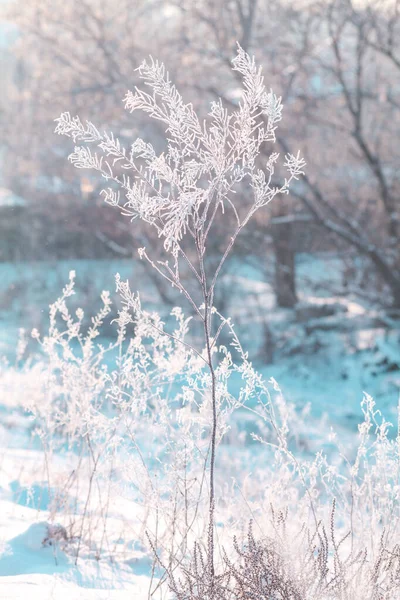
271;220;297;308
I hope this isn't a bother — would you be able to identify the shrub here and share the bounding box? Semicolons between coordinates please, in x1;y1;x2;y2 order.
3;42;398;599
52;42;304;578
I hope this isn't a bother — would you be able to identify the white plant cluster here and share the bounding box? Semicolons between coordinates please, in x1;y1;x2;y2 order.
0;273;268;579
1;275;400;597
52;45;307;579
2;44;397;598
54;45;305;253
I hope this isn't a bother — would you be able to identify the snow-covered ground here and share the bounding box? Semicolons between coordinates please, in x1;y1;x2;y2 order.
0;465;155;597
0;516;151;599
0;392;157;597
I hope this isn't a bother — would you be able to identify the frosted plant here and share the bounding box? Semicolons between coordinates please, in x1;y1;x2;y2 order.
3;274;399;596
19;40;398;599
54;43;305;581
55;46;303;255
19;269;272;574
5;305;400;598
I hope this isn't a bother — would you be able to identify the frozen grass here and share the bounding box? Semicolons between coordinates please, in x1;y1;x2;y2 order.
1;256;398;432
1;279;399;598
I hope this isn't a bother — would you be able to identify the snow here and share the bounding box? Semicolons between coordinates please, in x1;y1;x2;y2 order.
0;502;152;599
0;391;159;597
0;456;157;596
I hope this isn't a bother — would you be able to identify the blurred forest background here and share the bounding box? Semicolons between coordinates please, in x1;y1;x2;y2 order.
0;0;399;424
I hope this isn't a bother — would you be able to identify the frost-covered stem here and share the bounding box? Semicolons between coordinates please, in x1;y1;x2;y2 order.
203;298;217;581
209;205;256;297
141;249;204;319
76;434;99;565
177;245;203;286
197;231;217;582
200;200;265;582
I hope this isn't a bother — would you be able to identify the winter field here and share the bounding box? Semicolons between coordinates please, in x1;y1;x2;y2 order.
1;16;400;598
0;254;399;598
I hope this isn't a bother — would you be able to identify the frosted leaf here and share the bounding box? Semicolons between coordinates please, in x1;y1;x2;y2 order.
232;44;265;109
69;146;103;171
101;188;120;207
54;112;101;143
149;154;174;183
284;151;306;180
260;90;283;125
131;138;155;159
162;190;205;250
266;152;280;176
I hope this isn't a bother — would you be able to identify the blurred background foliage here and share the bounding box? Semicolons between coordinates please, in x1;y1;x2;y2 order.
0;0;399;425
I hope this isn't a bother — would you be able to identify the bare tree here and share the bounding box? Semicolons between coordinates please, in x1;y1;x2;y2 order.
175;0;400;309
277;0;400;307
